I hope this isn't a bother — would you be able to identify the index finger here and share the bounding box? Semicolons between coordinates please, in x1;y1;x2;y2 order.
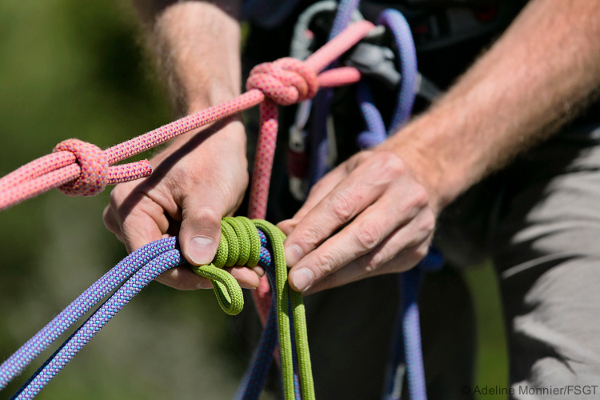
278;162;348;236
283;161;389;267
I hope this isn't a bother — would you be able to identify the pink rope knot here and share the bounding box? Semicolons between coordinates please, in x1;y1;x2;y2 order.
53;139;108;196
246;57;319;106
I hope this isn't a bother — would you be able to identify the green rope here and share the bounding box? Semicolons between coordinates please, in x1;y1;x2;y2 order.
189;216;315;400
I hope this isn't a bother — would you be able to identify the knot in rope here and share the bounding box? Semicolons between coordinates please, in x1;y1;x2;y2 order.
214;216;262;268
190;216;270;315
53;139;108;196
246;57;319;106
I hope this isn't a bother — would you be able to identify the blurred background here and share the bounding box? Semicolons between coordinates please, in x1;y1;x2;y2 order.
0;1;507;399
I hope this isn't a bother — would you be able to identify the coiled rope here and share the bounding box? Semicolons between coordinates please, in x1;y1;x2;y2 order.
0;217;313;400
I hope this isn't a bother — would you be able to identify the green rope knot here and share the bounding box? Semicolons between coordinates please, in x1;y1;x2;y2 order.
189;216;262;315
189;216;314;400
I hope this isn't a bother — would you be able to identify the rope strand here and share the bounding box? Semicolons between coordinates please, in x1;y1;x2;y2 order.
0;21;374;212
2;218;312;400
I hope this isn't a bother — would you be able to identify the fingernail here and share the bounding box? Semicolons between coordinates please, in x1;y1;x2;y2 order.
292;268;314;292
285;244;303;267
187;236;216;265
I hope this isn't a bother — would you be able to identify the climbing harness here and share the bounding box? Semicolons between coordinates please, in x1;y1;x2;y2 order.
0;3;442;399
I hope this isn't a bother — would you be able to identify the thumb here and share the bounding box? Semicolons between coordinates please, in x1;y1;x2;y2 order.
178;193;224;266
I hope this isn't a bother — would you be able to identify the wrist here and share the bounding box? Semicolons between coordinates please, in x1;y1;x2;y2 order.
152;116;246;166
378;115;465;213
186;83;240;115
152;1;242;116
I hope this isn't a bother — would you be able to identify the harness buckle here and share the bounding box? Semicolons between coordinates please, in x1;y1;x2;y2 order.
344;42;401;88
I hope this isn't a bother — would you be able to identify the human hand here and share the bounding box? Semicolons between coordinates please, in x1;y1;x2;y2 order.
103;117;263;290
278;150;436;294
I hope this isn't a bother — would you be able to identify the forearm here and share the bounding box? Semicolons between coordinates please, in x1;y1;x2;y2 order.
131;0;243;143
382;0;600;210
106;2;252;288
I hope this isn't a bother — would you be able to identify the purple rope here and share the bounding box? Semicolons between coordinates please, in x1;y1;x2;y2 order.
2;230;278;399
350;8;436;400
399;270;426;400
308;103;332;187
384;249;443;400
377;10;418;133
11;249;185;400
308;0;361;187
233;305;278;400
329;0;360;39
0;237;179;391
362;11;424;400
234;232;304;400
356;81;387;149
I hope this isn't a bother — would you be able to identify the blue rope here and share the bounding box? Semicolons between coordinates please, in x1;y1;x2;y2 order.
1;231;279;400
298;2;437;398
234;233;279;400
356;80;387;148
308;0;360;187
377;10;418;133
0;237;180;391
327;5;441;400
233;233;304;400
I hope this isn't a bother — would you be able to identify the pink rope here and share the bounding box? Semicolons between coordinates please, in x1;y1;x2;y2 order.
0;20;375;322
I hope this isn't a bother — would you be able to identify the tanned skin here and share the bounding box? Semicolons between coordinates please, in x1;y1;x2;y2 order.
104;0;600;294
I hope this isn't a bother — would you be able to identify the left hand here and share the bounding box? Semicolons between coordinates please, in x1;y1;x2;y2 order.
278;149;436;294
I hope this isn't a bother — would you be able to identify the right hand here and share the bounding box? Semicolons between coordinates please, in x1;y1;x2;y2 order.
103;117;263;290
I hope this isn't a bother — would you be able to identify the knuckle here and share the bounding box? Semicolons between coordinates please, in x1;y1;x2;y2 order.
356;220;381;250
108;183;139;220
102;207;116;230
411;185;430;209
377;151;406;176
421;210;436;234
313;251;337;277
362;249;385;274
108;187;123;211
346;152;367;171
330;190;356;221
187;206;221;227
411;244;430;262
309;179;325;195
296;225;322;248
165;166;187;187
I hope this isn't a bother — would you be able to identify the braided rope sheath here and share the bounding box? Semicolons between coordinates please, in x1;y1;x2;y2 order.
377;10;418;133
2;217;310;400
0;28;376;380
349;9;441;400
243;21;374;326
190;217;262;315
189;218;314;400
0;237;179;390
0;21;374;212
10;250;185;400
0;20;378;400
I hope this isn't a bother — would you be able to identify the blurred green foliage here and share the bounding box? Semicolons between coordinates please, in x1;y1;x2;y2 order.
0;1;248;399
0;1;507;399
